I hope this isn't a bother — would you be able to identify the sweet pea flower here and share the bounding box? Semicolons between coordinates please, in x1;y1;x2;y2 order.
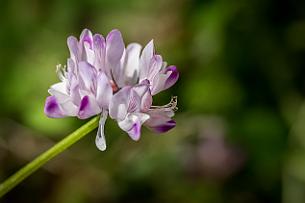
44;29;179;151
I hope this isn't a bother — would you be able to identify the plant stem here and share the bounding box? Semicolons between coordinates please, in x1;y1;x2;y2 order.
0;116;100;198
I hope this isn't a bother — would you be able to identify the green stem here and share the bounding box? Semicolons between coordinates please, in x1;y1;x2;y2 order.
0;116;100;198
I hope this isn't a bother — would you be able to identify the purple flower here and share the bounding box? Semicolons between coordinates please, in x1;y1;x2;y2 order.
45;29;179;151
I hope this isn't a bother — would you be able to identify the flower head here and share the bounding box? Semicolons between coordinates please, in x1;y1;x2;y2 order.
45;29;179;151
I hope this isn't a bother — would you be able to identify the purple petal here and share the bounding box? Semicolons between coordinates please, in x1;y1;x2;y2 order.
145;109;176;133
151;120;176;133
44;96;64;118
164;66;179;89
80;29;93;48
150;66;179;95
78;95;101;119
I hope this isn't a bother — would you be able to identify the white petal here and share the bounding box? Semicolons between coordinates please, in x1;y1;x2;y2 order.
139;40;154;81
78;61;96;91
48;82;70;102
124;43;142;84
118;112;150;141
96;72;112;109
109;86;131;120
95;109;108;151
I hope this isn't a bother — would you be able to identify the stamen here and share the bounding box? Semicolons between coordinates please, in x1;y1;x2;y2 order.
56;64;67;81
151;96;178;112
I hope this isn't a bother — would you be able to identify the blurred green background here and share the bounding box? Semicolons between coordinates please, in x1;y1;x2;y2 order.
0;0;305;202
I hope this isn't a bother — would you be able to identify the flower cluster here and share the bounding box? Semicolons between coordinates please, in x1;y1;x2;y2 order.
44;29;179;151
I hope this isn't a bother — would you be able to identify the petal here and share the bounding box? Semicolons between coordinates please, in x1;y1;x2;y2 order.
78;95;101;119
93;34;107;73
106;29;125;64
151;66;179;95
164;66;179;90
78;61;96;91
59;99;78;116
147;54;163;82
109;86;131;120
67;36;79;62
139;40;154;81
95;109;108;151
118;113;150;141
128;88;141;113
96;72;113;109
44;96;64;118
131;81;152;111
106;29;125;85
141;88;152;111
48;82;69;102
123;43;142;85
69;77;82;105
145;110;176;133
148;119;176;133
80;29;93;48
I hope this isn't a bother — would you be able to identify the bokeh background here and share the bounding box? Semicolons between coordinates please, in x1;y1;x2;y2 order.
0;0;305;202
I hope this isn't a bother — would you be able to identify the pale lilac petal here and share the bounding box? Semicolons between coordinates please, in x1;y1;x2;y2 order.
128;88;141;113
67;36;79;62
139;40;154;81
106;29;125;63
151;73;168;95
123;43;142;85
151;66;179;95
69;77;81;105
141;88;152;111
106;29;125;86
109;86;131;120
44;96;64;118
131;81;152;111
96;72;112;109
93;34;107;73
128;121;141;141
95;109;108;151
147;54;163;82
78;95;101;119
78;61;96;91
118;113;150;141
132;81;149;98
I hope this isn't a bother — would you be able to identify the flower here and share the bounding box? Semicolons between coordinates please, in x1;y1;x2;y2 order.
45;29;179;151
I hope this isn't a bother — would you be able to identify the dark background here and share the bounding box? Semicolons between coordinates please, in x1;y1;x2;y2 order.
1;0;305;202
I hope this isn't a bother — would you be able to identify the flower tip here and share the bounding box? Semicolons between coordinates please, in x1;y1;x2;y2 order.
95;137;107;151
44;96;64;118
